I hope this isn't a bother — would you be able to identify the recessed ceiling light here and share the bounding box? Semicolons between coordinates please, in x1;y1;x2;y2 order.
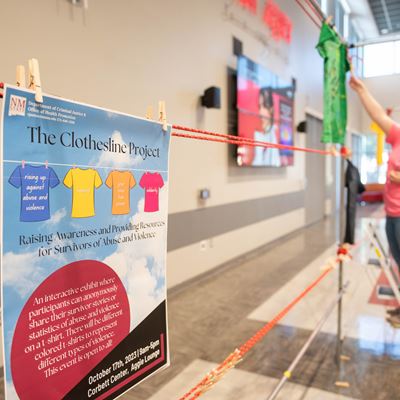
381;28;389;34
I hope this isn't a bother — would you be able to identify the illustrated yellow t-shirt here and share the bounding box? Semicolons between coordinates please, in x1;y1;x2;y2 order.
105;171;136;215
63;168;102;218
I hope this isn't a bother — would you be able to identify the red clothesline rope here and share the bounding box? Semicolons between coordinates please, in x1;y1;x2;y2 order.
0;82;336;156
294;0;322;29
172;125;332;156
303;0;325;21
0;82;339;157
178;254;343;400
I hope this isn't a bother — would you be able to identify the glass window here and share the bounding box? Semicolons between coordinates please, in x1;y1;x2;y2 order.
335;0;344;36
348;20;358;43
363;41;399;78
357;45;364;77
359;134;388;184
395;41;400;73
326;0;336;19
351;134;362;170
347;21;364;77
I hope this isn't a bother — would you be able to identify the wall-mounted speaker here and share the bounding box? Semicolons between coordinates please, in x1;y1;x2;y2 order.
297;121;307;133
201;86;221;109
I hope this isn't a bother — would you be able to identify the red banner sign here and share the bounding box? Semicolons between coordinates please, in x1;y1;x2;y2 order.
236;0;292;44
263;0;292;43
238;0;257;14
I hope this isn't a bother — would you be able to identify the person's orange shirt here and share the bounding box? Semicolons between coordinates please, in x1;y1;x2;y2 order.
105;171;136;215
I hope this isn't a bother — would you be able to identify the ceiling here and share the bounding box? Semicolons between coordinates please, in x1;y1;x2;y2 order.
368;0;400;35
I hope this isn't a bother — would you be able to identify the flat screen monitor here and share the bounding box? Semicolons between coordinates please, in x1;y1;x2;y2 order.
237;55;295;167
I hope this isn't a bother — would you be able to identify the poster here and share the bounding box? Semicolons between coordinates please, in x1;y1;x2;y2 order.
1;86;170;399
236;55;295;167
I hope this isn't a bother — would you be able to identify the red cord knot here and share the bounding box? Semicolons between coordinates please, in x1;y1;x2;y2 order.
337;245;352;261
340;146;350;158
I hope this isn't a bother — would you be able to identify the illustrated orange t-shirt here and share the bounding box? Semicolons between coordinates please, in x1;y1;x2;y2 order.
105;171;136;215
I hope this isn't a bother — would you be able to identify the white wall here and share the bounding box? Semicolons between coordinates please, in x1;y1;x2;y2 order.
0;0;362;288
361;74;400;131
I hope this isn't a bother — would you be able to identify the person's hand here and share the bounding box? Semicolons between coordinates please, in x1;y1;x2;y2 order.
390;170;400;183
349;75;365;93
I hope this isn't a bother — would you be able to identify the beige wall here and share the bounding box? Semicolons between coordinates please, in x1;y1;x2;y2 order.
0;0;362;288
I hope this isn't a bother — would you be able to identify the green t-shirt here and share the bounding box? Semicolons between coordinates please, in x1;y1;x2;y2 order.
316;23;350;145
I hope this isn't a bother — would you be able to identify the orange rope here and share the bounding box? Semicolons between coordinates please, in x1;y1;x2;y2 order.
0;82;336;157
172;125;331;156
178;259;340;400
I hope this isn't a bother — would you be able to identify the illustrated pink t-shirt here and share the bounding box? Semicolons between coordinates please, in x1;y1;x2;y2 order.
140;172;164;212
384;123;400;216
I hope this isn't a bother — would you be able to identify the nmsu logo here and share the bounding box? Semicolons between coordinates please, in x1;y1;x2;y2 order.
9;95;27;116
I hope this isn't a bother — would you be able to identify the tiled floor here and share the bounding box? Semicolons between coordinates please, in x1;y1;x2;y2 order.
248;239;400;348
147;360;359;400
124;205;400;400
3;204;400;399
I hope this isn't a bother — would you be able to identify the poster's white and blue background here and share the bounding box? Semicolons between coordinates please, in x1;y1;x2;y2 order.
1;86;171;399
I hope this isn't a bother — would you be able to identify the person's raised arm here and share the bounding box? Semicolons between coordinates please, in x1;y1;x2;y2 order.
349;75;393;135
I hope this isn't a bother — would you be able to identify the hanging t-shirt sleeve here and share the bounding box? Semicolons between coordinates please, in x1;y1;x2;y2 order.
94;170;103;188
316;23;329;59
63;169;73;188
8;166;22;188
316;23;338;59
316;41;326;59
129;173;136;189
105;172;113;188
49;168;60;188
139;173;147;188
157;173;164;188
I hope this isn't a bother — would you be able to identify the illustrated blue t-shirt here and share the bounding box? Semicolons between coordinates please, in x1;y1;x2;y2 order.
9;165;60;222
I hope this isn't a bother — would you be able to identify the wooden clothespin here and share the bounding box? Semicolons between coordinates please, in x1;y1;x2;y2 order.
45;160;49;169
335;381;350;388
146;105;154;120
16;65;26;88
22;160;26;169
329;145;339;157
326;15;333;26
28;58;43;103
158;101;167;132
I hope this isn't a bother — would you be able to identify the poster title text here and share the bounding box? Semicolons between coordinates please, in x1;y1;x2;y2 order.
27;126;160;160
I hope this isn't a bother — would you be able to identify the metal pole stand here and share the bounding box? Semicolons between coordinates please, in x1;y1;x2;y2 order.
336;155;345;365
266;283;349;400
